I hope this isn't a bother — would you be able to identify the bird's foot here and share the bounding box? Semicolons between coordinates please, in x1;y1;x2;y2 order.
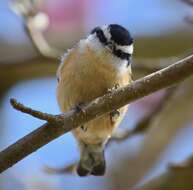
76;164;90;177
80;125;87;132
107;83;120;93
110;110;120;125
75;102;86;114
74;103;87;132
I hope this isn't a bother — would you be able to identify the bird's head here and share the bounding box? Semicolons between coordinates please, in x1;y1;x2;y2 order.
88;24;134;65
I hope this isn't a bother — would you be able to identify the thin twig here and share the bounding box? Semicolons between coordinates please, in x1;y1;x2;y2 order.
10;98;60;123
0;55;192;173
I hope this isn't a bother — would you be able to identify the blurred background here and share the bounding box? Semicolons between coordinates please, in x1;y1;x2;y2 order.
0;0;193;190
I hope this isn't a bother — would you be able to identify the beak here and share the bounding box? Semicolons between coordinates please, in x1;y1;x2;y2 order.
105;42;114;53
127;56;132;67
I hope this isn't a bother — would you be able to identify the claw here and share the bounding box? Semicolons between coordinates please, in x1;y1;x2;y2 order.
75;103;87;131
80;125;87;132
110;110;120;125
114;83;120;89
91;151;106;176
75;102;86;115
91;161;106;176
76;164;90;177
107;83;120;93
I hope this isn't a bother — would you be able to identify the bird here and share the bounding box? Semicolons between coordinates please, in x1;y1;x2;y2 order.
56;24;134;176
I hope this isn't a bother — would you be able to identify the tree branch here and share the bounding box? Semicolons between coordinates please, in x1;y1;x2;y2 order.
44;86;177;176
0;55;192;173
10;98;60;123
107;86;177;145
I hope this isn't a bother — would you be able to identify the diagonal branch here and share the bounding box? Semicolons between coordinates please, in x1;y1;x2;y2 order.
10;98;60;123
20;87;177;175
0;55;192;173
108;86;177;145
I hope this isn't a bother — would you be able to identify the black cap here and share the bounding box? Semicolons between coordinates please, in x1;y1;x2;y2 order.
109;24;133;46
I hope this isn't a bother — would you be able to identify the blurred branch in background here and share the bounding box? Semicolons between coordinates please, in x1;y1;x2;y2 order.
0;56;177;99
130;154;193;190
181;0;193;25
181;0;193;7
109;86;177;141
0;55;192;174
0;57;57;98
11;0;62;58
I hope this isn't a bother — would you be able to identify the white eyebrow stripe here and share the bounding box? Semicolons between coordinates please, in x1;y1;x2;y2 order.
116;44;134;54
101;25;111;41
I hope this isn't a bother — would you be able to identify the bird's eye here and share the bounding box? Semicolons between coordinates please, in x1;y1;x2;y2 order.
108;41;114;49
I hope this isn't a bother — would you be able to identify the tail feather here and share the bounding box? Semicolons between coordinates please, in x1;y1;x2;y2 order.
91;156;106;176
76;142;106;176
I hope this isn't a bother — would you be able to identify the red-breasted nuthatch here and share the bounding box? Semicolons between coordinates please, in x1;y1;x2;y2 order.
57;24;134;176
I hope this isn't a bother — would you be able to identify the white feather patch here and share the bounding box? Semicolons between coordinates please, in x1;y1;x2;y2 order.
101;25;111;41
116;44;134;54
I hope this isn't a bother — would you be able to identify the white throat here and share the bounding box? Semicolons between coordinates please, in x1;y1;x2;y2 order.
79;34;130;74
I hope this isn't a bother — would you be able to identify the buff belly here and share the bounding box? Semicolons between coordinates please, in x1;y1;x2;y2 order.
57;45;131;145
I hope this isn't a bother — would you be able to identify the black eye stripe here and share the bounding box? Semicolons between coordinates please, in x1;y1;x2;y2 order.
90;26;132;63
91;27;108;45
97;30;108;45
113;48;131;61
